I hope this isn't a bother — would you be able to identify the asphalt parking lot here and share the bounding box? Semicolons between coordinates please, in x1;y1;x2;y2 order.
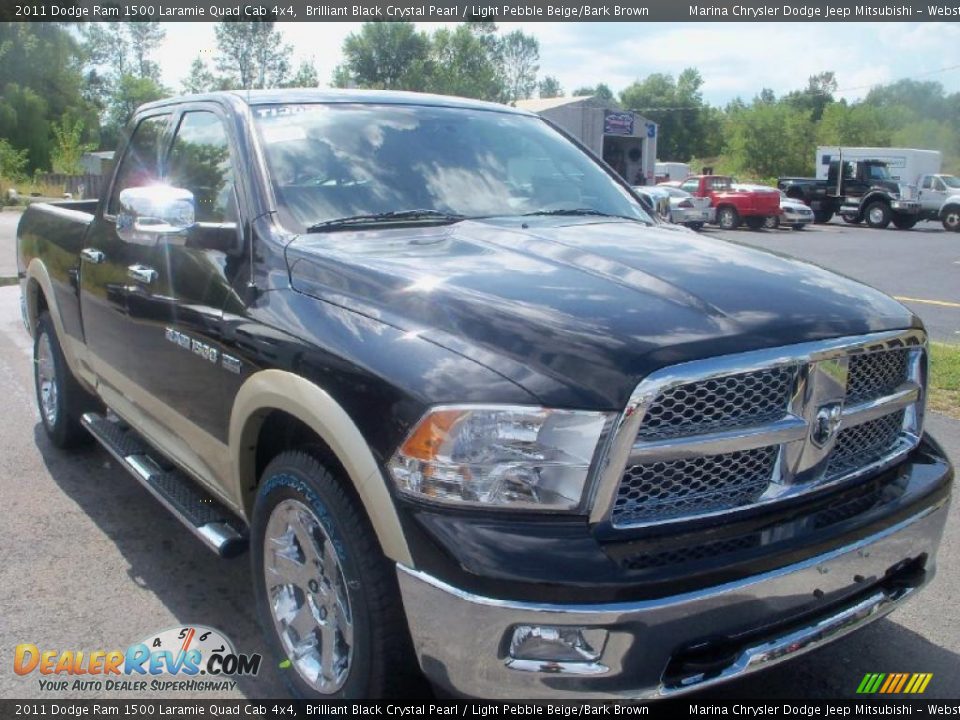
0;214;958;700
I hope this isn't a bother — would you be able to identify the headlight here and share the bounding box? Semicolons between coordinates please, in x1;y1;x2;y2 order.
387;406;611;510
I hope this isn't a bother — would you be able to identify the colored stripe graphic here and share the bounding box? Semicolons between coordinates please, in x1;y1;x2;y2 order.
858;672;932;694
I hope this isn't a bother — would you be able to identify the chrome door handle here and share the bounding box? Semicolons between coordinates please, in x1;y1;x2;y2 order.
127;264;158;284
80;248;105;264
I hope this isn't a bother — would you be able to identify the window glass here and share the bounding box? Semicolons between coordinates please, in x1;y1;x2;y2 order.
253;104;652;231
166;111;235;223
108;115;169;215
942;176;960;189
933;178;946;192
680;179;699;193
921;176;933;190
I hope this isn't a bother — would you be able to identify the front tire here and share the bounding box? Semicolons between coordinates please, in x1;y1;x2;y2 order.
792;224;806;231
763;215;780;230
892;215;918;230
717;206;740;230
34;312;94;449
745;216;766;230
842;214;863;225
942;206;960;232
865;201;892;229
686;222;704;231
813;208;834;224
252;451;418;699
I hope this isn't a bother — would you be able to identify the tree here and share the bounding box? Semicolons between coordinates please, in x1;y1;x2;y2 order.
497;30;539;103
336;22;431;90
182;56;219;94
126;23;166;81
50;115;96;174
101;75;168;149
284;60;319;88
538;76;563;99
816;102;894;147
620;69;720;161
426;25;502;100
0;139;29;180
0;23;96;169
725;101;814;179
214;21;293;89
82;21;168;147
784;71;836;122
573;83;615;102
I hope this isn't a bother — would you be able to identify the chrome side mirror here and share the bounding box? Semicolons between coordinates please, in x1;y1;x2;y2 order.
116;186;195;246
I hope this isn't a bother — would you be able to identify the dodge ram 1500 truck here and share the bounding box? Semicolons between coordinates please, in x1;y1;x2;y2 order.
17;90;953;700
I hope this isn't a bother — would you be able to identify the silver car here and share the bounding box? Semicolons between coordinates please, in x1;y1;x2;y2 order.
769;191;815;230
655;185;713;230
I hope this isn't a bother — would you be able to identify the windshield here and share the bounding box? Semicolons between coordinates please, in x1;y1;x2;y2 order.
253;103;652;231
941;175;960;189
866;164;891;181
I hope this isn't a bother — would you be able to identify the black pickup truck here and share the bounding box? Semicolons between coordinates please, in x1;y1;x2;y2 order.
778;158;921;228
17;90;953;699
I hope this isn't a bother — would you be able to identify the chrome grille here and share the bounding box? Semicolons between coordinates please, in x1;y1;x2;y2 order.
615;447;777;524
601;330;925;529
826;410;906;478
635;366;796;441
846;349;910;404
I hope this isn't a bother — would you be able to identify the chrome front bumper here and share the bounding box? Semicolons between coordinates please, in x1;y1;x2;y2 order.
891;200;920;213
397;499;948;699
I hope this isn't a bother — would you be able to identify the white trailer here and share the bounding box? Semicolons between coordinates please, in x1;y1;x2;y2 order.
516;96;658;185
655;162;691;183
815;147;942;185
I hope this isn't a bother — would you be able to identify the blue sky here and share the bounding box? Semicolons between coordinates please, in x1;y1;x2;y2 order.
158;22;960;105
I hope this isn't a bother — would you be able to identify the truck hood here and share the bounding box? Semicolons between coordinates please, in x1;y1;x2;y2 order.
286;218;917;409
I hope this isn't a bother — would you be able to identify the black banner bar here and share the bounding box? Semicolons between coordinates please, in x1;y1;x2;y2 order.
3;699;960;718
3;0;959;22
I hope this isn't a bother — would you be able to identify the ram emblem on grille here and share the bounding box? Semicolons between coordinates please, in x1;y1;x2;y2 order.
812;403;844;447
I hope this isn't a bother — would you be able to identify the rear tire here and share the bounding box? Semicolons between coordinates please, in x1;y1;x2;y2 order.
745;216;766;230
864;201;892;229
813;208;834;224
792;224;806;231
686;222;704;231
251;450;420;699
941;206;960;232
892;215;918;230
842;214;863;224
717;206;740;230
34;312;95;449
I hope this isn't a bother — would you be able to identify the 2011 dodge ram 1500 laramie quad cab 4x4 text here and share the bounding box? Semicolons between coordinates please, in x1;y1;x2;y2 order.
17;90;953;700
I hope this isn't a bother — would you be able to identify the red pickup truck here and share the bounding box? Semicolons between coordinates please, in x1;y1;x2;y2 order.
680;175;781;230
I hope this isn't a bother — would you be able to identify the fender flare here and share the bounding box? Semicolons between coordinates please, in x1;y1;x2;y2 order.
858;191;892;212
229;369;412;566
24;258;88;382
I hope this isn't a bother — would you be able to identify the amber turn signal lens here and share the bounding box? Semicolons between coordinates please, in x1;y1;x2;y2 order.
397;409;466;461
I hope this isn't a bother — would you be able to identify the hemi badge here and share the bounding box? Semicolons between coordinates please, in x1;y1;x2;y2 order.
222;354;242;375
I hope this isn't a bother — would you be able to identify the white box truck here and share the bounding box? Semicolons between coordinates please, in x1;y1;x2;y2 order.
815;147;941;184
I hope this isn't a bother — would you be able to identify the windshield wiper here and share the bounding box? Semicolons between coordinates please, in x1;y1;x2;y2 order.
306;209;467;233
521;208;652;224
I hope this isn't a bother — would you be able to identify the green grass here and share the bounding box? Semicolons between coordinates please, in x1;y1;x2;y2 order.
0;277;18;287
929;342;960;419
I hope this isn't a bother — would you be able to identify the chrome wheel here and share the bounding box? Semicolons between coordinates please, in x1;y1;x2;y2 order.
868;206;885;224
943;210;960;232
264;498;353;694
36;332;59;428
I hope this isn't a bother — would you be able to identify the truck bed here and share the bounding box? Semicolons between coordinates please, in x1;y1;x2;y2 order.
17;200;96;344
